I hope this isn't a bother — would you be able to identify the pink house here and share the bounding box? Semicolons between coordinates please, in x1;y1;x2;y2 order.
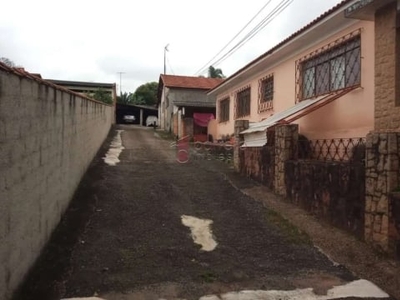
207;0;375;146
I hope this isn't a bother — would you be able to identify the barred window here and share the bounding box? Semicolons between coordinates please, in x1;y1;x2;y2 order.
236;87;251;118
300;35;361;100
219;97;230;122
259;75;274;112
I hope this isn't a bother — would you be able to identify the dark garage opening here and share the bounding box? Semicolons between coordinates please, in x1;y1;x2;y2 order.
116;103;158;126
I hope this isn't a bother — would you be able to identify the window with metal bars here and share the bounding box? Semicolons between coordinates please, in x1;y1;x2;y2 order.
236;87;251;118
300;35;361;100
259;75;274;112
219;97;230;122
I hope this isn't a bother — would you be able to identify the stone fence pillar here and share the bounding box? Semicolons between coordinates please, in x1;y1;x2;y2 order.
233;120;249;172
274;124;299;196
365;132;400;254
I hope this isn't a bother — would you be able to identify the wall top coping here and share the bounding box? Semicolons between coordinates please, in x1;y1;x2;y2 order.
0;62;113;107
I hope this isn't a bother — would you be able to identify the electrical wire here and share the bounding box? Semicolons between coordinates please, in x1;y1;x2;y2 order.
193;0;273;76
195;0;295;75
210;0;294;69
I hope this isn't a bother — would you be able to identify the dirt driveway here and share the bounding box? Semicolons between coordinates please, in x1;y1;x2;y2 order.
14;126;392;300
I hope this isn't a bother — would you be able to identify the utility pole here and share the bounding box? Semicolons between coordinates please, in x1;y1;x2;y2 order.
117;72;125;96
164;44;169;74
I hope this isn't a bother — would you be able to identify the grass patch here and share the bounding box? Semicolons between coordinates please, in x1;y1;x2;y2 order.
200;271;217;283
265;210;311;245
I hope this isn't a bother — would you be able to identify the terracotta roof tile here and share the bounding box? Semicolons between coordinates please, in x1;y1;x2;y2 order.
160;74;224;90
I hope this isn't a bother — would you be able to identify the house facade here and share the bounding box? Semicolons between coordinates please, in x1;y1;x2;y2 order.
158;75;223;141
208;0;375;145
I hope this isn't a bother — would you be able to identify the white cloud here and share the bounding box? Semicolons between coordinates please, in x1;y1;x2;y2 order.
1;0;343;93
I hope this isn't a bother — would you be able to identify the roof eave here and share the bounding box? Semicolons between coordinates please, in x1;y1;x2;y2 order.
344;0;396;20
207;0;357;97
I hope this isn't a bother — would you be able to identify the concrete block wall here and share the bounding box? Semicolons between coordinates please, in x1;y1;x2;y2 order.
0;68;114;300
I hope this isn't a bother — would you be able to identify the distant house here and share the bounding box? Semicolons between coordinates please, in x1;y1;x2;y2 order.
207;0;375;146
46;79;117;104
157;74;223;141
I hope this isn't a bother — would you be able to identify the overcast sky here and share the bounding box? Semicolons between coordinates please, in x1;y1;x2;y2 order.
1;0;343;94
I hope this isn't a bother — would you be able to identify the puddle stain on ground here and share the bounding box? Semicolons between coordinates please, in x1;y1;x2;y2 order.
199;279;389;300
181;215;218;252
62;279;389;300
103;130;124;166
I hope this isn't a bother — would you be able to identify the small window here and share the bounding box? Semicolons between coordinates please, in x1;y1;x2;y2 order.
259;75;274;112
219;97;230;122
261;76;273;102
298;33;361;100
236;87;251;118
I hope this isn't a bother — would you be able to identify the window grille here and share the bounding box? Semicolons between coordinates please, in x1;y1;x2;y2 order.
296;29;362;102
258;74;274;112
235;86;251;118
219;97;230;122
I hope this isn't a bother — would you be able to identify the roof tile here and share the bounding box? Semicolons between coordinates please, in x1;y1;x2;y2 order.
160;74;223;90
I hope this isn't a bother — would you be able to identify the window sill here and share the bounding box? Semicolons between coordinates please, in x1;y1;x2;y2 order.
235;116;250;120
299;84;362;102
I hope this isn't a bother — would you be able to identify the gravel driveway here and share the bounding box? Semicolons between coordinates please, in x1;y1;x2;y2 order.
14;126;392;300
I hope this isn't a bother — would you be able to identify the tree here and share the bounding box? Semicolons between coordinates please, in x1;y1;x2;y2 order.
133;82;158;106
117;92;134;104
0;57;16;68
208;66;225;78
87;89;113;104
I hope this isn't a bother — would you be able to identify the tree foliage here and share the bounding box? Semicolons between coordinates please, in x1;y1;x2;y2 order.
132;81;158;106
117;92;133;104
87;89;113;104
0;57;16;68
115;82;158;106
208;66;225;78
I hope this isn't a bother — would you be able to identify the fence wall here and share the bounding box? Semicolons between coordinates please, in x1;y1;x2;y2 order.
239;146;275;189
365;132;400;255
285;160;365;237
0;66;114;300
237;123;367;238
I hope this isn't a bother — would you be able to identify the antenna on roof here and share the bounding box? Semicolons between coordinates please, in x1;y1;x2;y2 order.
164;44;169;75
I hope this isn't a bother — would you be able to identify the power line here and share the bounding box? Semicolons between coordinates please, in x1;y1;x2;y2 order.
194;0;273;76
207;0;293;69
195;0;295;75
210;0;294;68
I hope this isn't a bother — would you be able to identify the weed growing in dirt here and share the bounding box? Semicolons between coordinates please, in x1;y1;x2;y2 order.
200;271;217;283
265;210;312;245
